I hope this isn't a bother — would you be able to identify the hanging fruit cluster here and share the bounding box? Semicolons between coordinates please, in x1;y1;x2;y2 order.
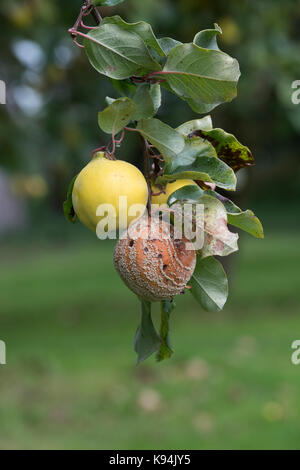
64;0;264;364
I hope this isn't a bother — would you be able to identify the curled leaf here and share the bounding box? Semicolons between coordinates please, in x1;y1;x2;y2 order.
156;300;175;362
228;210;264;239
200;128;254;172
158;136;237;191
101;15;165;57
193;24;222;51
176;116;213;136
134;299;160;365
63;175;77;224
98;97;136;134
157;42;240;113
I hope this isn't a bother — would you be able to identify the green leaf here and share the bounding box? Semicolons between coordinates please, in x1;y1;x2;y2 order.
134;299;161;364
205;191;264;239
158;37;182;55
158;137;237;191
159;159;236;190
228;211;264;239
102;15;165;57
136;118;185;162
109;78;137;97
193;23;222;51
92;0;125;6
190;256;228;312
63;175;77;224
84;23;161;80
167;185;205;206
200;128;254;172
176;123;254;173
156;300;175;362
163;135;217;173
155;42;240;113
149;83;161;113
107;82;161;120
132;83;161;120
176;116;213;136
98;97;136;134
206;191;241;214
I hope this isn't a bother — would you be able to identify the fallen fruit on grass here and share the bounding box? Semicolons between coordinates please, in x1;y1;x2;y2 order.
113;216;196;301
72;152;148;232
151;179;197;205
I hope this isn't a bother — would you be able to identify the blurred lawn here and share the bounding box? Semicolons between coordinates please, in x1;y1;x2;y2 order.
0;227;300;450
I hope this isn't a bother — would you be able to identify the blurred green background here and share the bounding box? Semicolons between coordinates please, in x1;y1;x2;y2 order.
0;0;300;450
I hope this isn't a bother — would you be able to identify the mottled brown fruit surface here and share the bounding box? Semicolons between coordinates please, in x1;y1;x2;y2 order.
113;217;196;302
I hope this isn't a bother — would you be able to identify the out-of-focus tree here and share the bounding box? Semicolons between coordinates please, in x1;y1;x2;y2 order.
126;0;300;203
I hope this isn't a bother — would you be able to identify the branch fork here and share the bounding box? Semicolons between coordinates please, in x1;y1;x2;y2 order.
69;0;102;48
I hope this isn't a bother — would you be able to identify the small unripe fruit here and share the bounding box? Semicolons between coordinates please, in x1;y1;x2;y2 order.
151;179;197;206
113;217;196;301
72;152;148;232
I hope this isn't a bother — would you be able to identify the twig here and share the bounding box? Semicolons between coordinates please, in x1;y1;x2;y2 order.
124;127;164;189
80;20;98;30
124;126;140;133
115;129;125;145
89;4;102;23
69;2;165;86
151;189;166;197
69;0;101;46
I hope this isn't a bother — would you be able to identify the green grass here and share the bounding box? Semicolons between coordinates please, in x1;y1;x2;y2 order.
0;231;300;449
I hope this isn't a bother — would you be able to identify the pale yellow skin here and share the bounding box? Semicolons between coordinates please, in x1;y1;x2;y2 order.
151;179;197;205
72;153;148;232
